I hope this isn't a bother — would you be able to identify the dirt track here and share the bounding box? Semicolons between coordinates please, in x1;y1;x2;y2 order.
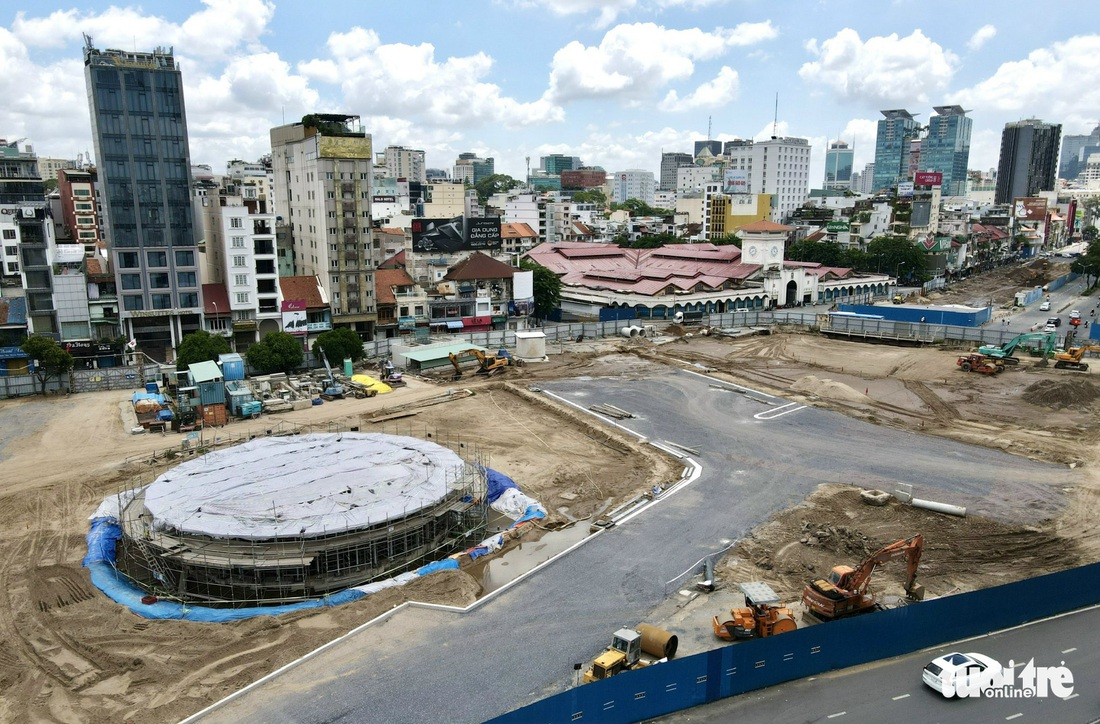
2;316;1099;723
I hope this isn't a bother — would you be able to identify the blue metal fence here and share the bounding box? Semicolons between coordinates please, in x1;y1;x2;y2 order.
486;561;1100;724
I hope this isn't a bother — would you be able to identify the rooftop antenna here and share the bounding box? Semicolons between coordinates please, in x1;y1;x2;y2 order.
771;93;779;139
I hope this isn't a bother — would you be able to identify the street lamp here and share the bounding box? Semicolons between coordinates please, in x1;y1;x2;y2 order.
211;300;219;333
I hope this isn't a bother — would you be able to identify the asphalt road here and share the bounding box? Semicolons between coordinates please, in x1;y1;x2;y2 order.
651;604;1100;724
194;367;1076;724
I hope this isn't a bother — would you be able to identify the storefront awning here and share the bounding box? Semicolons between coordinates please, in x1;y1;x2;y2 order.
446;320;464;330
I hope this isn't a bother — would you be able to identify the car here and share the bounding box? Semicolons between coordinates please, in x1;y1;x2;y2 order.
1070;310;1081;320
1044;322;1058;333
923;651;1003;697
1039;300;1051;311
1048;317;1062;327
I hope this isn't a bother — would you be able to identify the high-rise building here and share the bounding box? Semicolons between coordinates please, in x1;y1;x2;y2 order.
382;145;426;183
823;141;854;190
1058;122;1100;182
860;163;875;193
453;153;494;184
920;105;972;196
660;152;693;190
57;169;101;250
693;140;723;160
724;136;812;223
612;169;656;205
270;113;377;338
872;109;922;192
84;41;202;360
994;119;1062;205
540;154;581;175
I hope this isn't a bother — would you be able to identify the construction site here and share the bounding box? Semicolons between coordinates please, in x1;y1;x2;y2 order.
2;262;1100;723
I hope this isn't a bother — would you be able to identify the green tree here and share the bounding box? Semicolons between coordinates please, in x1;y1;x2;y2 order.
473;174;519;204
617;232;682;249
571;189;608;208
1072;241;1100;286
866;235;927;282
245;331;304;374
312;327;364;365
710;234;741;247
1082;226;1098;242
175;330;231;372
519;258;562;321
612;198;673;217
21;335;74;395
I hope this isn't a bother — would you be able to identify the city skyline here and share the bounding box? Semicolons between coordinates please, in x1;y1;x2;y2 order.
3;1;1099;186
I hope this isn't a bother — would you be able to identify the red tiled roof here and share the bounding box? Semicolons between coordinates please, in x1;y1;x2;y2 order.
379;249;407;269
201;283;230;315
278;275;327;309
501;222;538;239
374;267;416;304
85;257;103;275
443;251;516;281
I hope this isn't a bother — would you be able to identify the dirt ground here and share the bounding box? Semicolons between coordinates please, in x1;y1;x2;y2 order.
3;273;1100;723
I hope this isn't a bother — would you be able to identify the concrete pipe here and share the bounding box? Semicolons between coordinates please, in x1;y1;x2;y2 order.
635;325;647;338
620;326;634;338
637;623;678;660
911;497;967;517
628;326;641;337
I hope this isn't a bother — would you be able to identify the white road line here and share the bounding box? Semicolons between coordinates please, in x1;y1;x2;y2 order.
1005;714;1023;721
682;368;776;398
753;402;806;420
1062;647;1077;654
891;694;910;700
827;712;846;719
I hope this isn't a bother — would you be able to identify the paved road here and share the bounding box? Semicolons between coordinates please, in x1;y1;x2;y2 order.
653;605;1100;724
195;367;1076;724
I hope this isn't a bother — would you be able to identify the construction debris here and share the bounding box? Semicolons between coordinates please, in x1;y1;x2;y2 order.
588;403;636;419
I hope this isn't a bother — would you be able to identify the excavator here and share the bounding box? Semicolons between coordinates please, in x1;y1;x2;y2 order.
978;331;1057;365
448;348;518;380
713;582;797;640
802;534;925;621
1052;344;1100;371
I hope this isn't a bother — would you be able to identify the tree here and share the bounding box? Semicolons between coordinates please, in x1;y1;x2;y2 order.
1072;241;1100;286
1082;225;1098;243
245;331;304;374
472;174;519;204
571;189;608;208
612;198;673;217
21;335;74;395
519;258;562;321
175;330;231;372
312;327;364;365
710;234;741;247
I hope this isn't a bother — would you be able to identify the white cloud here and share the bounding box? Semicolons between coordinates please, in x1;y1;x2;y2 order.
799;28;958;107
548;22;776;104
949;35;1100;131
967;24;997;52
301;28;563;130
659;66;739;111
511;0;729;28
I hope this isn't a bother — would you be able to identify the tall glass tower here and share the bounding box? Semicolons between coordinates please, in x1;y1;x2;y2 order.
872;110;921;193
84;38;201;360
995;119;1062;204
920;106;972;196
824;141;854;190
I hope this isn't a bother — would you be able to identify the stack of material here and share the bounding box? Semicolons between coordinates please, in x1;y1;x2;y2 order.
588;403;635;419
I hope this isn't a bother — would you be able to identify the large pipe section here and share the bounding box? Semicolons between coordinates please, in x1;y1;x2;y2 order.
911;497;967;517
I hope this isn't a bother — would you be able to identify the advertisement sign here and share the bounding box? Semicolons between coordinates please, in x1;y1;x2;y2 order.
897;182;914;197
282;310;307;334
1014;197;1048;220
411;216;502;253
722;169;749;195
373;195;397;203
281;299;307;312
914;172;943;187
826;221;850;233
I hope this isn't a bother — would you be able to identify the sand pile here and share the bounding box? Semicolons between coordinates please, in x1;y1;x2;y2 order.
791;374;869;403
1022;378;1100;410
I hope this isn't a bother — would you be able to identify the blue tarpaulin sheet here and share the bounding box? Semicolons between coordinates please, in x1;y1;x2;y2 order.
485;467;519;504
416;559;459;575
514;504;547;525
132;391;166;405
83;517;122;566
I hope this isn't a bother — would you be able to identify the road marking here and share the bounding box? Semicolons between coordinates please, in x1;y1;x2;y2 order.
1062;647;1077;654
891;694;910;700
1005;714;1023;721
827;712;846;719
753;402;806;420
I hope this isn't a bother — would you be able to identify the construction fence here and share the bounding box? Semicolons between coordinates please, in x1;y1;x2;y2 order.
486;561;1100;724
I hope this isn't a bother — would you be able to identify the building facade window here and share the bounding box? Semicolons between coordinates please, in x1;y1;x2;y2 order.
118;252;139;268
149;272;170;288
231;236;245;248
123;294;144;311
120;274;142;290
230;217;243;228
177;271;196;287
232;255;247;267
234;273;248;286
175;250;194;266
235;292;249;304
147;250;167;267
178;292;198;307
151;294;172;309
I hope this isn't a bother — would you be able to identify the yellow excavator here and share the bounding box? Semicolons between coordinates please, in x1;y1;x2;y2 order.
448;348;517;380
1052;344;1100;371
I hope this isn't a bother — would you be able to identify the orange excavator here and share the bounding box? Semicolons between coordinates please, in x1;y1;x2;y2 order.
1052;345;1100;371
802;534;925;621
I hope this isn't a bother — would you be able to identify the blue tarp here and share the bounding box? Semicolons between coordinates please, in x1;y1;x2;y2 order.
132;391;166;405
83;517;122;566
514;504;547;526
416;559;460;576
485;467;519;504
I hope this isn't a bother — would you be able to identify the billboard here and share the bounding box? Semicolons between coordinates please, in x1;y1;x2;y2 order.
897;182;914;197
411;216;502;253
281;299;308;335
1014;197;1048;220
825;221;850;233
914;172;943;187
722;169;749;195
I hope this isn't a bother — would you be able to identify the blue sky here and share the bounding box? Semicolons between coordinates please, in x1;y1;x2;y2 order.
3;1;1098;186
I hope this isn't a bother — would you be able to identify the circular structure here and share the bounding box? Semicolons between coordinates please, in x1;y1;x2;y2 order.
117;433;487;606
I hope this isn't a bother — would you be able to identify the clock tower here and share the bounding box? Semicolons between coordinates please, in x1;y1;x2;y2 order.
738;220;790;271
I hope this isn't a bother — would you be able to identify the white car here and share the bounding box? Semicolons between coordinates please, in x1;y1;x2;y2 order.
1070;310;1081;320
1039;300;1051;311
1044;322;1057;333
923;651;1002;697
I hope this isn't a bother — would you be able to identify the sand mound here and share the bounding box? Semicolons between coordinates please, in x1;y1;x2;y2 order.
1022;378;1100;410
791;374;869;403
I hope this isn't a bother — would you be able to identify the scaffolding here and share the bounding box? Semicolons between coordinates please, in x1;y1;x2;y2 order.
114;431;488;607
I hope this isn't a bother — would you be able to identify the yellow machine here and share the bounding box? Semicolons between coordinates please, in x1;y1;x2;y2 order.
448;348;516;380
1053;345;1100;371
583;624;678;683
713;582;797;640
